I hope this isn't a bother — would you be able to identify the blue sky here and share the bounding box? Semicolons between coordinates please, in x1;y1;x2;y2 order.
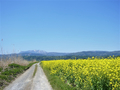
0;0;120;54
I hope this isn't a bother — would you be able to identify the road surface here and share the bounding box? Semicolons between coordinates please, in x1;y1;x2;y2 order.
4;63;52;90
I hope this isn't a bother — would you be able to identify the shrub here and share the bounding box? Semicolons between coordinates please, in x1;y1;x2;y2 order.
0;67;3;72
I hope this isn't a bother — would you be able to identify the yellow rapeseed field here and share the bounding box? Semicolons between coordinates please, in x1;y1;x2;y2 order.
41;56;120;90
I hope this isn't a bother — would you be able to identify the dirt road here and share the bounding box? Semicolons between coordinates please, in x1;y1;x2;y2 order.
4;63;52;90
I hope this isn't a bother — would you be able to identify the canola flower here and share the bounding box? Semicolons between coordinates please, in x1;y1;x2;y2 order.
41;57;120;90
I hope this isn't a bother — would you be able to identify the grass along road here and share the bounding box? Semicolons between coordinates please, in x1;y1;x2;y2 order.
3;63;52;90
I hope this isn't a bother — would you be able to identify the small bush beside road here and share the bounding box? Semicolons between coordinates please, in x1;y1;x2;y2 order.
0;57;37;90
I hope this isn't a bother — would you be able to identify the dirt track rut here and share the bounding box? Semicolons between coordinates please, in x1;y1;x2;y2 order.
4;63;52;90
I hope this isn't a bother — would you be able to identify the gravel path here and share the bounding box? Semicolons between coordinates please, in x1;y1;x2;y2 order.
31;63;52;90
3;63;53;90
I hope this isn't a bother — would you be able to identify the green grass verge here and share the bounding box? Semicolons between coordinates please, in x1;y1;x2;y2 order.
41;64;76;90
33;64;37;77
0;62;38;90
0;68;3;72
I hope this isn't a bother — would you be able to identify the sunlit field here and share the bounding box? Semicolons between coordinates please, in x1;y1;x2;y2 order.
41;56;120;90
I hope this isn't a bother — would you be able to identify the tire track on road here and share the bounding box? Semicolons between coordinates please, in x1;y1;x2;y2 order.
31;63;52;90
4;63;52;90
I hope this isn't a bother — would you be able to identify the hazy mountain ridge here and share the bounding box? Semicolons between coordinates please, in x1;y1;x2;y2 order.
19;50;69;56
19;50;120;56
69;51;120;56
20;50;47;54
1;50;120;57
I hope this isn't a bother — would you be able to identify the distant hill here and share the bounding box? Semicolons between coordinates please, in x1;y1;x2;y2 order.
1;50;120;57
20;50;47;54
19;50;120;56
19;50;69;56
68;51;120;56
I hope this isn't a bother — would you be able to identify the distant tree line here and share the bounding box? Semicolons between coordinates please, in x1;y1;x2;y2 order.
1;55;119;61
22;55;116;61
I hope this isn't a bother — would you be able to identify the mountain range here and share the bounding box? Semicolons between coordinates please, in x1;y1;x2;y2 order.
19;50;69;56
18;50;120;56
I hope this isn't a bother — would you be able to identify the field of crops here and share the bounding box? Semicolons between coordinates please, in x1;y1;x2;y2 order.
41;57;120;90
